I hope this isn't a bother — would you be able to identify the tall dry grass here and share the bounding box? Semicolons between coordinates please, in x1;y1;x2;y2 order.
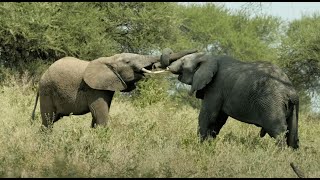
0;73;319;177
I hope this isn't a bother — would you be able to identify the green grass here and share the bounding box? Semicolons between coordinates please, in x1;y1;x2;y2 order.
0;75;320;177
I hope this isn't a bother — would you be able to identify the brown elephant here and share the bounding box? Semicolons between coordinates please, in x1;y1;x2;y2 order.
31;49;197;128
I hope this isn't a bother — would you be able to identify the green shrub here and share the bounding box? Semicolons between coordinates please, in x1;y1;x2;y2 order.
130;74;171;108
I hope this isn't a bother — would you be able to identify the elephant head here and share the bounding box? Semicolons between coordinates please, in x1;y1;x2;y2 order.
159;48;173;68
83;49;198;92
166;52;217;96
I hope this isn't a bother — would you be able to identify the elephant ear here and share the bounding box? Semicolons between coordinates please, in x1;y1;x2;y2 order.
83;60;127;91
190;55;218;95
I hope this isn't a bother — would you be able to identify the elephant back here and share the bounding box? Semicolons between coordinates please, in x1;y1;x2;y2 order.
48;57;88;83
40;57;89;96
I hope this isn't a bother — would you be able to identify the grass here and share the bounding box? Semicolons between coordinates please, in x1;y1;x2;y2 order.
0;74;320;177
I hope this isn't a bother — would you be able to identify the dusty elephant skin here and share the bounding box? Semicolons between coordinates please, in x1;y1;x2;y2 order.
31;49;197;128
167;52;300;149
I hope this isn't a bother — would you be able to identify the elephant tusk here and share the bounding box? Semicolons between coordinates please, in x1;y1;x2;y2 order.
141;68;166;74
141;68;153;73
151;70;166;74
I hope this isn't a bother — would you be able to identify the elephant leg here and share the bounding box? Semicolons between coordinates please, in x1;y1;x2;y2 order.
198;107;224;142
40;95;57;128
208;111;229;138
198;93;225;142
89;96;112;128
263;119;287;148
53;113;63;123
260;128;267;137
91;115;96;128
88;90;114;128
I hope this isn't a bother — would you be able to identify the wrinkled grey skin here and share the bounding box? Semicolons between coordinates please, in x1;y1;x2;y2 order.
167;52;299;149
159;48;173;68
31;49;196;128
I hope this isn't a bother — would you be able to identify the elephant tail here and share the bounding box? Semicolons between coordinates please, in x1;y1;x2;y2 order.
286;99;299;149
31;90;39;120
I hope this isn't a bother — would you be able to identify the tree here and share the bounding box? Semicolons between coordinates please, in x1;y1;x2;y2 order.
279;13;320;94
172;3;282;62
0;2;179;69
94;2;179;54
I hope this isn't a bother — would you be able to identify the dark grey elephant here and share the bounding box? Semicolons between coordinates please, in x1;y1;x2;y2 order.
165;52;299;149
31;49;197;128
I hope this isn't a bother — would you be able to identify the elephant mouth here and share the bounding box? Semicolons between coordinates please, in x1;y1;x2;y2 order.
134;72;145;80
178;75;192;85
120;82;137;92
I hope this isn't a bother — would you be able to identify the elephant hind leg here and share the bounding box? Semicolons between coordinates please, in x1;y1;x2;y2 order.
263;120;287;148
40;95;59;128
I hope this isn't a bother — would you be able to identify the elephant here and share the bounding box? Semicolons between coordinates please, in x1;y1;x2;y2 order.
31;49;198;128
165;52;299;149
159;48;174;68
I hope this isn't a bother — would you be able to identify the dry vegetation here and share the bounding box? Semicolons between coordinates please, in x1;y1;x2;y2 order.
0;74;320;178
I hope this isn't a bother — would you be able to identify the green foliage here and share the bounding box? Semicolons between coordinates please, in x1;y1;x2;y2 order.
129;74;171;108
93;2;178;54
278;13;320;94
227;13;282;62
0;2;116;66
0;2;178;75
172;3;282;62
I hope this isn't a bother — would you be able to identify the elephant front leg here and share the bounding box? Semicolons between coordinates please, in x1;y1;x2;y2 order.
89;98;109;128
198;107;228;142
209;111;228;137
198;111;211;142
198;109;217;142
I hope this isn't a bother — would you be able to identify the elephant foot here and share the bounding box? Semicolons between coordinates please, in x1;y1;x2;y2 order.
199;130;217;143
260;128;267;137
39;124;53;134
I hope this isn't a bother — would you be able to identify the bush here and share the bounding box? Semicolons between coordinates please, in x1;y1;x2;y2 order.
128;74;171;108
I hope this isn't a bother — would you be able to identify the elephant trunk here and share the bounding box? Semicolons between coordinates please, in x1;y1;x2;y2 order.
160;49;198;68
141;48;198;71
165;59;183;74
151;49;198;69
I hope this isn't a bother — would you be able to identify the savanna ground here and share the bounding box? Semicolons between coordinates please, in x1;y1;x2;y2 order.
0;74;320;178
